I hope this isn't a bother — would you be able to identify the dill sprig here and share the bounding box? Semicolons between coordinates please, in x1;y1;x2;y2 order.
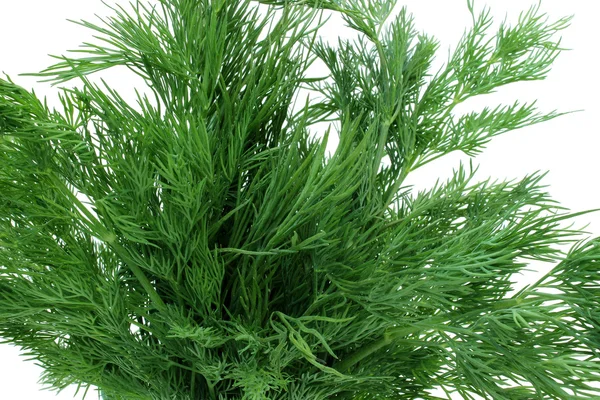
1;0;598;399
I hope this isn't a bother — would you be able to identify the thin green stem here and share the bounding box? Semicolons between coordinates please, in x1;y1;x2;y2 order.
333;324;427;372
334;297;537;373
52;175;167;313
373;121;391;179
333;332;392;372
110;242;167;312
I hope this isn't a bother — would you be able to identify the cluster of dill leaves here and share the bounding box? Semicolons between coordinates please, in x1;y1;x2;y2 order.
1;0;599;399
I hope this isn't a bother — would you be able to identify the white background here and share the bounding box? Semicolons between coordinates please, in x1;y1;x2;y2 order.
0;0;598;398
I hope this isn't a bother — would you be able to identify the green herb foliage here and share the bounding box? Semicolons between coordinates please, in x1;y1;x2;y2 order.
1;0;599;399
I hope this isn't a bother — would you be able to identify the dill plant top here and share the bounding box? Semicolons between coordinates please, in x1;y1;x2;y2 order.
1;0;599;399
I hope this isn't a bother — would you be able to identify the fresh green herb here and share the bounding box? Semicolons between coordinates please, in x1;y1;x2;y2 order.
1;0;598;399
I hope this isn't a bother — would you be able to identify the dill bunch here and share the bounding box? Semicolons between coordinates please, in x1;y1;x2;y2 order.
1;0;599;399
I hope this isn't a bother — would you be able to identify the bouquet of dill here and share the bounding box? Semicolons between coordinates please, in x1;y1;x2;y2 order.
1;0;599;399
